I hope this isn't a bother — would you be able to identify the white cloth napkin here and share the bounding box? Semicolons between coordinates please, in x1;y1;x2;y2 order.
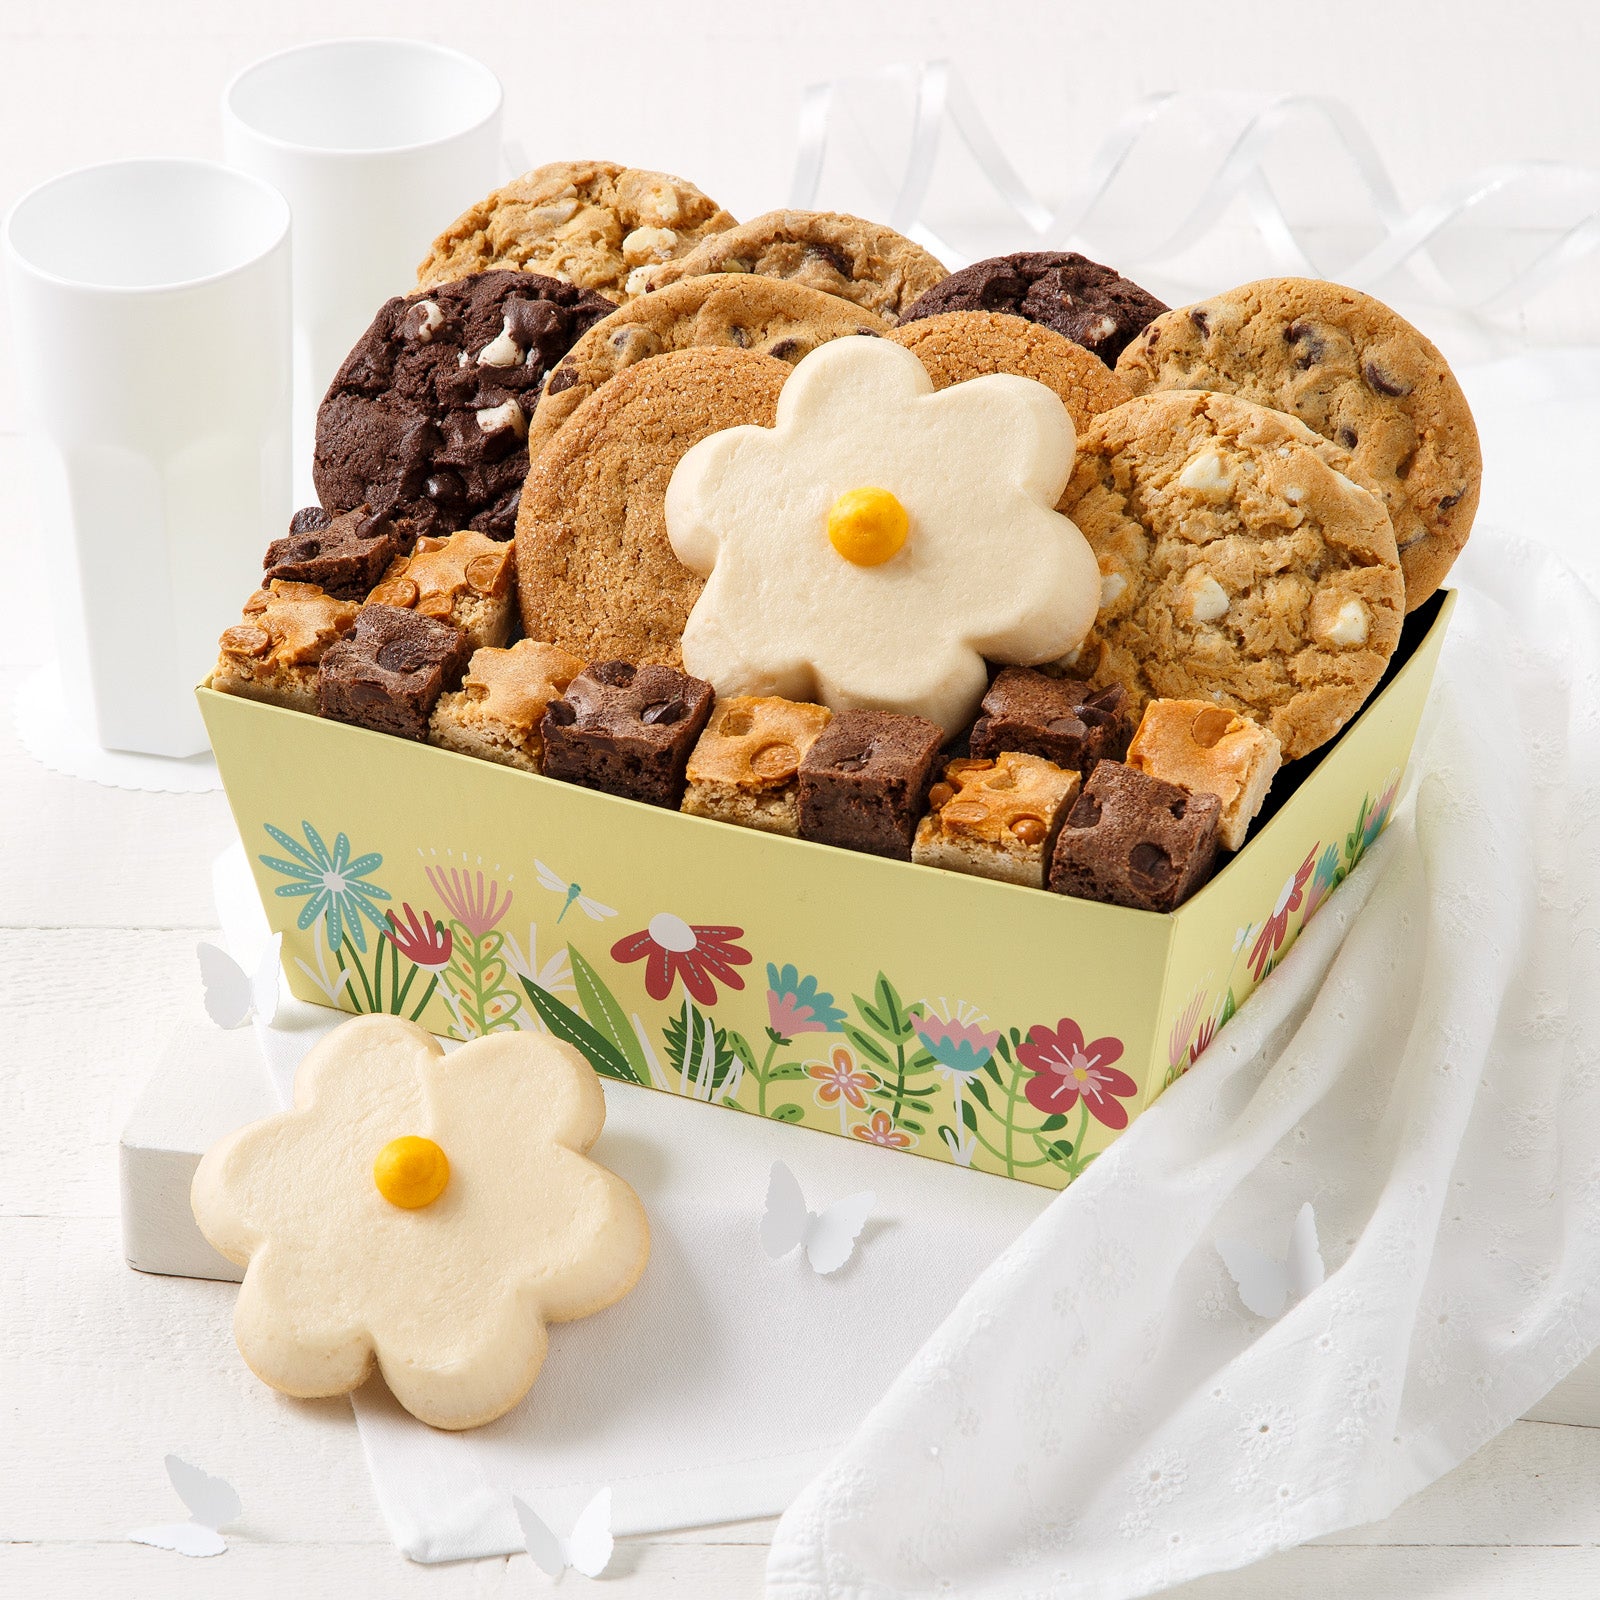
765;529;1600;1597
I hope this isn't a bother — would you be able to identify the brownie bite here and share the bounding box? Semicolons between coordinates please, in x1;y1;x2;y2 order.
969;668;1131;773
428;640;584;773
263;505;398;600
913;752;1080;888
541;661;714;807
1126;700;1282;851
797;709;943;861
682;696;834;837
212;581;359;713
366;529;517;650
318;605;471;740
1049;761;1221;912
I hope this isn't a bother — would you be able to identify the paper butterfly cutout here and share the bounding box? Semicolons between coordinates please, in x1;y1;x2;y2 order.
514;1487;614;1579
760;1160;875;1276
197;934;282;1030
1217;1201;1326;1318
128;1454;242;1558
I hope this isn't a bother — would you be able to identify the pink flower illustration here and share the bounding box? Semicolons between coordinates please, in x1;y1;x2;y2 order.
384;904;453;972
1247;848;1317;981
851;1109;914;1149
1017;1018;1136;1128
611;913;751;1005
1190;1014;1219;1064
424;864;512;938
1167;989;1208;1072
913;1013;1000;1079
807;1045;876;1110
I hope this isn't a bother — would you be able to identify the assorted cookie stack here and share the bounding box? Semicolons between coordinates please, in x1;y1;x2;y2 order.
211;156;1481;915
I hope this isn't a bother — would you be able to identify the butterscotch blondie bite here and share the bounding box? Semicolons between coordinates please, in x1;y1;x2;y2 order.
1126;699;1282;851
913;752;1081;888
366;529;516;649
682;696;834;836
211;581;359;713
428;640;584;773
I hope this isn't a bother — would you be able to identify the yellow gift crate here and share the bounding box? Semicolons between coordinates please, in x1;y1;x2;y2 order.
199;590;1452;1188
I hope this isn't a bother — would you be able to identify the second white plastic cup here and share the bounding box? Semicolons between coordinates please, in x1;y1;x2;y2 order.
222;38;505;503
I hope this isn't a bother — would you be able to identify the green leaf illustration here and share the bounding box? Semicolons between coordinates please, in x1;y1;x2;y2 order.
966;1075;994;1110
1039;1113;1070;1132
960;1097;979;1131
568;945;652;1087
664;1000;742;1096
519;978;642;1085
768;1062;809;1081
843;1024;893;1068
1218;988;1238;1029
770;1103;806;1123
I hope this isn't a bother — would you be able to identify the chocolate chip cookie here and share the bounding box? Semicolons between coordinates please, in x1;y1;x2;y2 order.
313;269;612;547
888;310;1131;435
528;276;887;460
1115;278;1480;609
1059;391;1404;760
516;348;789;667
644;210;946;324
900;251;1166;367
415;159;736;301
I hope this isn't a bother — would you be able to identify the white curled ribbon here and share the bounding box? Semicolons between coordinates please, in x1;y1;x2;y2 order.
790;60;1600;313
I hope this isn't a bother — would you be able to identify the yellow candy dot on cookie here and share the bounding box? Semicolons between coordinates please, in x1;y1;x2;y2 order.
373;1136;450;1209
827;486;908;566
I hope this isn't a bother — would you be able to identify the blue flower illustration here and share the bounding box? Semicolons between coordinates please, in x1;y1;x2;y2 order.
260;822;391;953
765;962;848;1039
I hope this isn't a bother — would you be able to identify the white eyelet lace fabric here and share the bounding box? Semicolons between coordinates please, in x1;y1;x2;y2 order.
766;532;1600;1600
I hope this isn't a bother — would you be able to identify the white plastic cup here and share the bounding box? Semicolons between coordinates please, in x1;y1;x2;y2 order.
222;39;504;503
3;158;292;758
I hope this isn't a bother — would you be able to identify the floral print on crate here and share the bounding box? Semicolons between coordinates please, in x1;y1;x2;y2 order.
262;782;1412;1188
1160;772;1403;1089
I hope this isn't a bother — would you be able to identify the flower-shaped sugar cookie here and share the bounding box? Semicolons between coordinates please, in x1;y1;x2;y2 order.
664;336;1101;736
190;1016;649;1431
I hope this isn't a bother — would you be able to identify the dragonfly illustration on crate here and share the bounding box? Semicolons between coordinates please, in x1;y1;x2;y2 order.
535;860;619;925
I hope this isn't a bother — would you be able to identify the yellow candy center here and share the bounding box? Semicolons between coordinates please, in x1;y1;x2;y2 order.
373;1136;450;1209
827;486;908;566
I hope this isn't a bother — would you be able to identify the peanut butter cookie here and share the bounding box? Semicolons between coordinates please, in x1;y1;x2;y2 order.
528;276;886;460
516;348;788;667
889;310;1131;435
644;209;946;323
1059;391;1404;761
416;159;736;301
1116;278;1480;609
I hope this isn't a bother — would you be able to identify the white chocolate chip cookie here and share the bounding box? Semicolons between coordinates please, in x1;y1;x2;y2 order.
1059;390;1405;760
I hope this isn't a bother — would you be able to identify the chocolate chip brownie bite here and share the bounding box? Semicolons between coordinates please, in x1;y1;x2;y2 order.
1116;278;1481;608
313;269;613;547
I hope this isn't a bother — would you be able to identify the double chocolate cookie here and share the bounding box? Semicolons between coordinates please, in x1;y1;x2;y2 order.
1116;278;1481;608
900;251;1167;367
313;269;612;546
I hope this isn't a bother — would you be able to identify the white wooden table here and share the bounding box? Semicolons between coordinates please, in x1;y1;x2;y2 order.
6;370;1600;1597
